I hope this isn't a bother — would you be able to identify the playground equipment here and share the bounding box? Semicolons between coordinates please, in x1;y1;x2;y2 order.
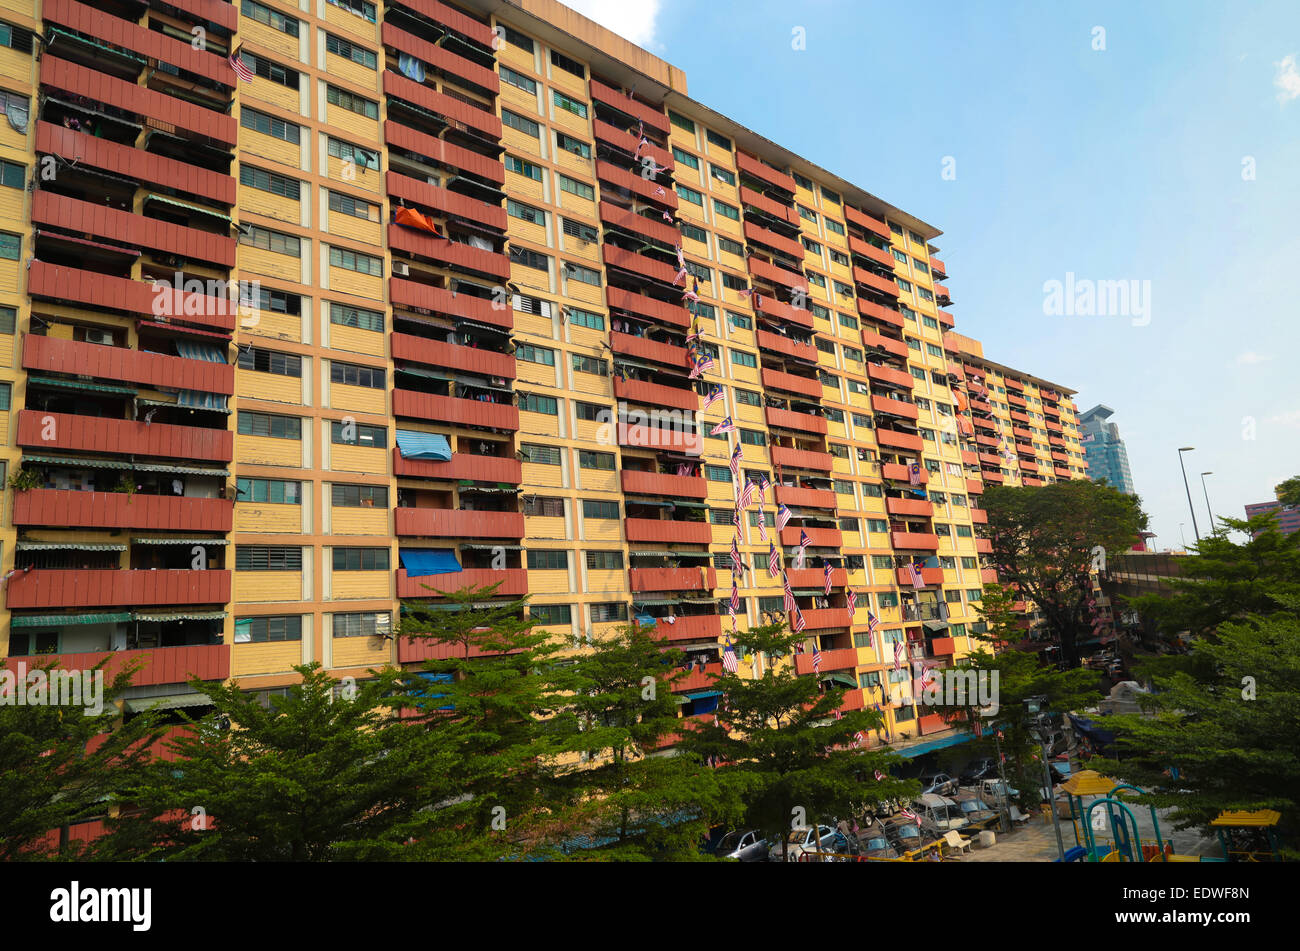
1209;810;1282;862
1056;770;1171;862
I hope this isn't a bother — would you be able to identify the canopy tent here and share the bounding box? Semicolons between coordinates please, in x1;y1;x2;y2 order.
399;549;461;577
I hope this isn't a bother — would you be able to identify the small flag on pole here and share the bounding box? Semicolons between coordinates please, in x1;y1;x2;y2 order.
768;542;780;577
710;415;736;436
909;562;925;587
229;47;254;83
739;479;755;510
893;639;904;671
847;587;857;616
792;605;806;633
758;476;770;505
782;572;795;612
908;463;923;486
812;643;822;673
776;504;792;532
756;506;767;541
730;443;742;482
866;609;879;635
824;562;833;596
722;638;739;673
701;386;723;412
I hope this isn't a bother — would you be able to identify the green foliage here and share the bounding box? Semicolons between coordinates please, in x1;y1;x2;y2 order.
980;480;1147;667
1275;476;1300;507
5;466;42;492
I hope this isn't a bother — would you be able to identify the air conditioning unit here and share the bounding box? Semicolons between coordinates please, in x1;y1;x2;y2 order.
84;329;113;346
393;262;409;276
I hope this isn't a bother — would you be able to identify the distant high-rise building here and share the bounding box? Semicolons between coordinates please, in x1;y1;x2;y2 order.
1244;501;1300;536
1079;405;1136;495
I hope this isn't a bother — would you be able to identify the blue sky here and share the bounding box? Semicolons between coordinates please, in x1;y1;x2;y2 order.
569;0;1300;550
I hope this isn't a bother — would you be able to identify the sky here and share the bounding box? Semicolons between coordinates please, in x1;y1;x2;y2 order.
565;0;1300;551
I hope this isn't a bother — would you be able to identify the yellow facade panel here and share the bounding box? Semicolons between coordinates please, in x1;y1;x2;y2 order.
235;570;304;603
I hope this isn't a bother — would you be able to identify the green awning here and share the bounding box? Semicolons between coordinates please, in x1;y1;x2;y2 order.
633;599;679;607
458;485;518;493
27;376;137;396
10;612;132;628
793;589;824;596
24;454;130;470
145;193;232;223
132;611;227;623
137;397;232;415
629;550;676;558
680;598;717;605
395;365;452;381
459;543;523;551
403;600;512;613
124;692;214;713
131;537;229;546
14;541;126;552
134;463;230;477
669;500;710;509
923;620;950;632
49;25;147;63
826;673;858;689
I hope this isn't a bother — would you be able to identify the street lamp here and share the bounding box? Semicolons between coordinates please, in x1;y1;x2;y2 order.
1200;472;1216;534
1177;448;1201;543
1179;523;1187;549
1024;695;1066;861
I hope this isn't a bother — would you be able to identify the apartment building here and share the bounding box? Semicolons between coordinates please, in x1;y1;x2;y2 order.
0;0;1086;748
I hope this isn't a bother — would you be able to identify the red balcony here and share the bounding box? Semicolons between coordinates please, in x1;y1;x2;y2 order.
735;150;797;194
1010;410;1031;424
756;329;817;363
23;334;233;395
391;333;516;379
983;470;1005;484
934;284;952;302
761;367;821;398
861;329;909;359
392;390;518;431
385;120;504;184
917;713;950;735
980;568;999;584
857;298;904;328
393;450;522;484
744;220;805;261
970;508;988;524
625;518;711;545
383;70;502;139
6;569;230;609
886;497;933;518
895;566;944;587
397;637;525;664
961;450;979;466
16;410;232;463
589;79;668;135
875;428;923;452
40;56;236;145
387;172;506;232
396;568;528;598
866;362;914;389
838;688;867;712
973;540;994;558
1012;426;1032;440
978;452;1001;467
755;295;814;330
612;377;698;412
786;567;846;589
793;610;853;633
388;225;509;280
967;478;984;494
33;191;235;268
593;119;672;168
28;262;238;332
975;434;999;448
394;508;524;538
396;0;496;46
882;462;926;485
845;205;890;239
794;646;857;674
596;160;677;210
739;186;799;226
929;637;957;656
603;244;678;285
606;286;689;328
12;488;232;531
930;257;947;278
2;645;228;688
652;613;722;642
780;526;842;547
1008;393;1027;408
1054;465;1071;478
599;201;680;247
848;234;896;269
774;484;837;509
765;405;828;435
619;424;700;455
381;22;499;94
390;278;512;329
610;331;688;368
671;662;724;693
620;469;708;499
854;267;899;298
891;531;940;551
937;310;955;327
630;567;717;592
771;445;833;472
748;255;807;293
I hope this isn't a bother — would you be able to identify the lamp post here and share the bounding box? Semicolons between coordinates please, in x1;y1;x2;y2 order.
1177;447;1201;543
1200;472;1216;534
1179;523;1187;550
1025;695;1065;861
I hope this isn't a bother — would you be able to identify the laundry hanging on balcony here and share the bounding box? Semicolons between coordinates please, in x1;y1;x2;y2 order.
399;549;461;577
398;53;427;83
177;389;228;411
175;340;227;362
395;430;452;461
395;206;443;237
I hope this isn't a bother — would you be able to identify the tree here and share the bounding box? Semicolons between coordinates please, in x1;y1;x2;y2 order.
1275;475;1300;508
683;621;914;862
979;480;1147;668
1096;609;1300;853
0;661;164;861
100;663;444;861
548;623;741;860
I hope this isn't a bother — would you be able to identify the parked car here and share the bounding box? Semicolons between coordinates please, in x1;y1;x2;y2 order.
952;792;999;827
978;779;1020;803
815;830;861;862
883;815;925;854
959;758;1000;785
769;825;837;862
917;793;970;835
715;828;769;862
918;770;957;796
856;824;902;860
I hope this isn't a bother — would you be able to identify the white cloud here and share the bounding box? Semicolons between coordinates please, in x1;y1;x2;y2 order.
562;0;663;49
1267;409;1300;428
1234;351;1272;366
1274;53;1300;104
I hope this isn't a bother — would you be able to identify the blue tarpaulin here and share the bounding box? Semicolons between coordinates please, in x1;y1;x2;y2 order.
400;549;461;577
396;430;452;461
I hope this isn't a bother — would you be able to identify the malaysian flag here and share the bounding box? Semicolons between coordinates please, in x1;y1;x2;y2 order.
768;542;780;577
700;385;723;412
673;266;688;286
758;476;770;505
676;463;692;476
874;770;887;781
854;731;867;748
730;574;740;614
722;638;739;673
824;562;833;595
739;479;755;510
893;639;905;671
676;243;686;269
730;536;743;575
847;587;857;616
756;506;767;541
908;463;923;486
732;505;742;539
655;185;666;197
229;47;254;83
899;808;918;823
834;709;842;721
792;605;806;633
866;609;879;635
812;643;822;673
798;529;811;553
776;504;792;531
729;444;742;481
782;572;795;612
710;415;736;436
909;562;926;587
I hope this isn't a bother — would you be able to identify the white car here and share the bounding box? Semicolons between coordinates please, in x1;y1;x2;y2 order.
769;825;837;862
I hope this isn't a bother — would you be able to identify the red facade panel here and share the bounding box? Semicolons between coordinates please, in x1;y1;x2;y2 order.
22;335;234;394
392;389;519;430
6;569;230;609
16;410;233;462
12;489;233;531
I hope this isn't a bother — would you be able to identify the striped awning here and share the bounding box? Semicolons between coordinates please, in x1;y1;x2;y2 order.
124;692;214;713
10;612;132;628
44;96;142;129
669;500;710;509
49;26;146;63
22;454;227;477
15;541;126;551
632;599;679;607
459;543;523;551
132;611;227;622
26;375;137;396
394;364;452;381
131;537;229;546
136;398;230;415
629;550;676;558
144;193;232;223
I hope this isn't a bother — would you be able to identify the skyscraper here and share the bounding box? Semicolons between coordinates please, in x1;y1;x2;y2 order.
1079;404;1135;496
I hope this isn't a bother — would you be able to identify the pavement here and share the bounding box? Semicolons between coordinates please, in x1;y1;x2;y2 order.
955;805;1219;862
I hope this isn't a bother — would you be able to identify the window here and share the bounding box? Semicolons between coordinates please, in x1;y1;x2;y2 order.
242;0;299;36
237;478;301;504
326;0;376;22
520;443;561;465
672;146;699;170
550;49;585;78
506;155;544;181
579;450;615;470
706;129;731;151
327;137;377;171
585;550;623;570
327;85;378;119
713;199;739;220
797;204;818;223
718;236;744;257
330;302;383;333
871;555;893;569
325;33;376;68
0;159;24;190
956;524;974;538
709;508;734;525
500;25;533;52
517;343;555;366
838;313;859;330
331;361;384;389
961;556;977;569
730;349;757;368
510;246;549;271
0;306;14;334
527;549;569;570
710;164;736;186
572;353;607;375
582;499;619;519
552;91;588;118
235;615;302;644
677;184;703;205
331;421;386;447
802;236;822;255
739;429;766;446
241;108;301;144
825;219;845;236
563;262;601;285
679;221;707;243
330;246;382;276
558;175;594;200
332;547;390;571
240;225;300;257
878;593;899;608
591;602;628;623
966;588;983;602
531;604;571;625
241;51;297;87
499;65;536;94
669;110;695;133
507;199;546;225
333;612;391;638
523;496;564;517
329;191;376;220
728;311;752;330
238;411;300;439
866;518;888;533
238;347;301;377
518;392;558;415
502;109;540;137
332;483;388;507
0;381;10;411
236;546;303;571
555;132;591;158
568;307;604;331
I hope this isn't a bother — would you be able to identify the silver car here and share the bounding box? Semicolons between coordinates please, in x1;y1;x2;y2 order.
716;829;768;862
769;825;837;862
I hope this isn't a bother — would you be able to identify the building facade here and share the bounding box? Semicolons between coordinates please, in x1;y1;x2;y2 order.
1078;403;1135;496
0;0;1087;750
1244;500;1300;536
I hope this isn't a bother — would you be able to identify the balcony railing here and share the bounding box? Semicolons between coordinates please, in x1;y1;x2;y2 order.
771;445;833;472
890;531;940;550
756;329;817;363
743;220;805;261
392;450;522;484
857;298;904;328
649;613;722;642
773;484;836;509
386;171;506;232
875;427;923;452
625;517;711;545
392;390;518;431
16;410;232;463
596;160;677;210
589;79;669;134
388;225;510;280
394;508;524;538
761;367;821;398
396;568;528;598
896;566;944;587
794;646;857;674
630;567;717;592
785;567;846;589
793;609;852;632
736;150;797;193
886;497;933;518
12;488;232;531
620;470;708;499
23;335;233;395
391;333;516;379
609;330;688;368
861;328;909;359
28;262;238;332
6;569;230;609
1;645;228;688
606;286;689;327
612;376;698;412
381;22;500;95
383;70;502;139
390;278;512;328
33;191;235;268
901;602;947;622
844;205;890;239
599;201;680;247
780;525;842;548
765;405;827;435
